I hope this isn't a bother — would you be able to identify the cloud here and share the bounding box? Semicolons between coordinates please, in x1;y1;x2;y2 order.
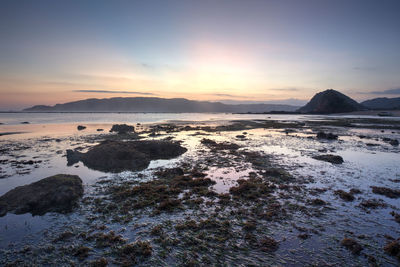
73;90;155;95
268;88;300;91
210;93;238;97
140;63;154;69
367;88;400;95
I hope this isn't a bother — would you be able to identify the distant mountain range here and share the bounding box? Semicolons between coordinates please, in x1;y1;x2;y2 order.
361;97;400;110
24;97;299;113
23;92;400;114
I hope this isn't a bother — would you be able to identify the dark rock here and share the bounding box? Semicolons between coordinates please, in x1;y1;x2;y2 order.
97;128;104;132
298;233;310;239
390;139;399;146
366;143;379;146
390;211;400;224
259;237;279;252
90;258;108;267
360;199;387;209
74;246;91;259
66;140;187;172
201;138;240;150
77;125;86;130
334;190;355;201
311;198;326;205
371;186;400;199
349;188;362;194
109;124;135;134
53;231;74;242
313;154;344;164
341;238;363;254
66;149;80;165
155;167;184;178
21;121;30;124
382;137;399;146
0;174;83;216
316;131;338;140
384;240;400;259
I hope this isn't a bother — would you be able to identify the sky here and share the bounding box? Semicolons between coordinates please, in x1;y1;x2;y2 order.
1;0;400;110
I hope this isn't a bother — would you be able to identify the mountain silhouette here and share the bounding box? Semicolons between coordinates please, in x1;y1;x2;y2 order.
24;97;298;113
298;89;365;114
361;97;400;110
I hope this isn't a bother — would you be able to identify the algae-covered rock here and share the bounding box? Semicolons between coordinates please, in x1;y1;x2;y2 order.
0;174;83;217
66;140;187;172
313;154;344;164
109;124;135;134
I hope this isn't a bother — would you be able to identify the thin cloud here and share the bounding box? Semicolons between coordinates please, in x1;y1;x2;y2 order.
211;93;238;97
367;88;400;95
140;63;154;69
73;90;155;95
269;88;300;91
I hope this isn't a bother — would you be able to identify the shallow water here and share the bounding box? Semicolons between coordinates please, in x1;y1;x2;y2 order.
2;111;400;126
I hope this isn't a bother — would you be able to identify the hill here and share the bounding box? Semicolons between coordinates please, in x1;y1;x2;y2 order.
298;89;365;114
23;97;299;113
361;97;400;110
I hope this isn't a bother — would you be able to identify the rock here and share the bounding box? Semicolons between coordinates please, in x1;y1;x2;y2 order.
360;199;387;209
366;143;379;147
96;128;104;132
66;149;81;165
382;137;399;146
77;125;86;130
201;138;240;150
334;190;355;201
384;240;400;258
20;121;30;124
313;154;343;164
155;167;184;178
109;124;135;134
341;238;363;254
390;211;400;224
0;174;83;217
316;131;338;140
389;139;399;146
371;186;400;199
311;198;326;205
66;140;187;172
259;237;279;252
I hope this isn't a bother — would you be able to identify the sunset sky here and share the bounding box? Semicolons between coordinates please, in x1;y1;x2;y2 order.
1;0;400;110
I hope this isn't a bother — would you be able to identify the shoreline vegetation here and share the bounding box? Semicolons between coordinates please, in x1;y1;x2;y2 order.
0;117;399;265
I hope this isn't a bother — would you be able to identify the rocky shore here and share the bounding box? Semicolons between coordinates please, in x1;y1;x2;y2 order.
0;118;399;266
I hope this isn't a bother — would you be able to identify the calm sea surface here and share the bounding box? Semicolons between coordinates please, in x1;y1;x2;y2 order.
1;112;399;126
